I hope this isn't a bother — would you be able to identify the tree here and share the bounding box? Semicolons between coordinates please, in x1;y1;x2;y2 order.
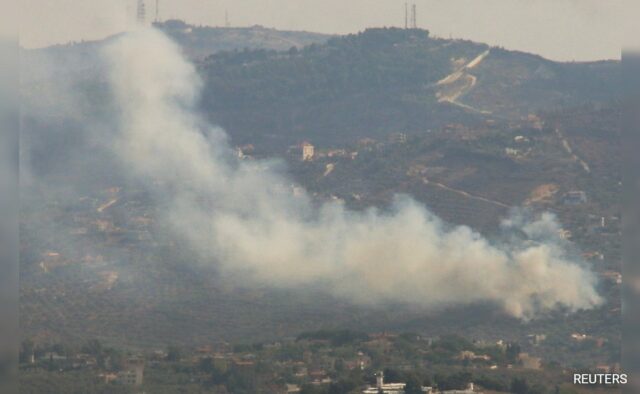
300;384;325;394
225;367;258;394
81;339;103;357
104;348;126;371
328;380;357;394
199;356;214;373
436;372;472;391
20;340;35;363
529;384;546;394
166;345;182;362
209;364;228;386
475;375;507;392
506;342;521;364
404;375;424;394
510;377;529;394
383;368;402;383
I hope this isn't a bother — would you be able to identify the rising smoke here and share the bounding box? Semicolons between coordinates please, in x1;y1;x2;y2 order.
90;28;604;319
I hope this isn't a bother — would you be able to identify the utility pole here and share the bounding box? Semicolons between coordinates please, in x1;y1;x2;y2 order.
411;4;417;29
136;0;146;25
404;3;408;29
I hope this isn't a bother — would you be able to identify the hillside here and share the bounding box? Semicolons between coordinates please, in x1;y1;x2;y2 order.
463;48;619;117
199;28;487;150
23;25;619;146
198;27;620;150
20;20;330;88
154;19;331;60
20;26;621;361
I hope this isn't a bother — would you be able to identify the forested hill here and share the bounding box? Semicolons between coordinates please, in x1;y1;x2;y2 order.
21;20;330;93
198;27;620;150
154;19;331;60
20;25;622;350
199;28;485;149
23;25;620;152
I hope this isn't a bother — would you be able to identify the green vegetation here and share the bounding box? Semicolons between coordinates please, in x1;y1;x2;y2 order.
155;19;330;60
200;27;485;149
297;329;369;346
20;27;621;392
20;330;623;393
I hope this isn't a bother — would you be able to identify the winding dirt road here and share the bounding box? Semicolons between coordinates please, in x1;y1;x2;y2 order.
435;49;491;114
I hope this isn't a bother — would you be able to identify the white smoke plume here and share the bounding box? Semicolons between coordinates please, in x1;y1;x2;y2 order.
102;28;602;319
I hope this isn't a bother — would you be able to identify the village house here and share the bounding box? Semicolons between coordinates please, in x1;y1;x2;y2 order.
362;371;434;394
562;190;587;205
518;353;542;370
116;357;144;386
301;141;315;161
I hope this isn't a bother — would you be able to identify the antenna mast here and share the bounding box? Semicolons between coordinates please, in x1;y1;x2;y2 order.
411;4;417;29
225;9;230;27
155;0;159;22
136;0;146;25
404;3;408;29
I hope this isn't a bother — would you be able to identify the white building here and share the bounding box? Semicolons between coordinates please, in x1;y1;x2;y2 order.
362;371;405;394
301;142;315;161
362;371;433;394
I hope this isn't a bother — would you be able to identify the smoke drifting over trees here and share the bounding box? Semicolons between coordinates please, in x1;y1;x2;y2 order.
25;28;603;320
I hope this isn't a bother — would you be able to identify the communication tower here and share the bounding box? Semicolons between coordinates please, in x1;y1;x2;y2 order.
411;4;417;29
136;0;146;25
404;3;408;29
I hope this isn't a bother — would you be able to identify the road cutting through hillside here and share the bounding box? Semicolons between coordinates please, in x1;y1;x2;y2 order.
422;177;510;209
97;198;118;213
554;127;591;174
435;49;491;114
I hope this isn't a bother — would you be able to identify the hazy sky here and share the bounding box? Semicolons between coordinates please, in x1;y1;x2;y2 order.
20;0;637;61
